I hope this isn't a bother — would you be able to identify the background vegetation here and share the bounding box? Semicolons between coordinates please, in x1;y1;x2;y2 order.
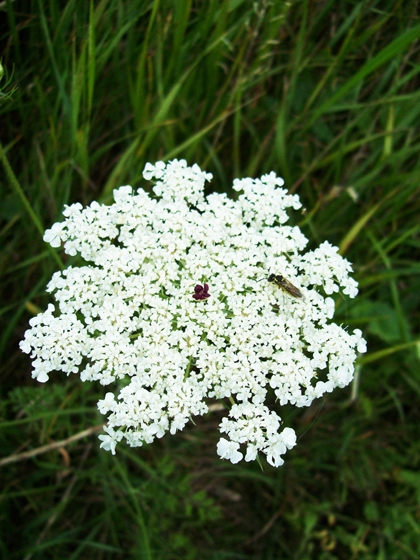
1;0;420;558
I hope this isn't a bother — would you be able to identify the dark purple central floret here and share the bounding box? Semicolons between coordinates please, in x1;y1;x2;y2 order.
193;283;210;300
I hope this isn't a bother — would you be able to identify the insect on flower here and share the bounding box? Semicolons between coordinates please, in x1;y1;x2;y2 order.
258;273;304;299
21;160;366;467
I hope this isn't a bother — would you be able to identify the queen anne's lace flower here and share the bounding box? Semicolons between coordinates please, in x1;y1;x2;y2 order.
20;160;366;466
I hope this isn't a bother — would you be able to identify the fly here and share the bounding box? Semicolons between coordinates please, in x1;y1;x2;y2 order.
258;273;304;299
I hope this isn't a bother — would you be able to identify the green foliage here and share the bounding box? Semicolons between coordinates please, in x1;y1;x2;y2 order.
1;0;420;558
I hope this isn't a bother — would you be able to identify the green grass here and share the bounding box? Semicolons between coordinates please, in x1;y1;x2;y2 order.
1;0;420;558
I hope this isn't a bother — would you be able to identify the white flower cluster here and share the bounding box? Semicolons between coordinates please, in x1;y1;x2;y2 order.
20;160;366;467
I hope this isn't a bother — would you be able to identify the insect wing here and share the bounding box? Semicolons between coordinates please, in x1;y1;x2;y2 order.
279;277;303;299
269;274;303;299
